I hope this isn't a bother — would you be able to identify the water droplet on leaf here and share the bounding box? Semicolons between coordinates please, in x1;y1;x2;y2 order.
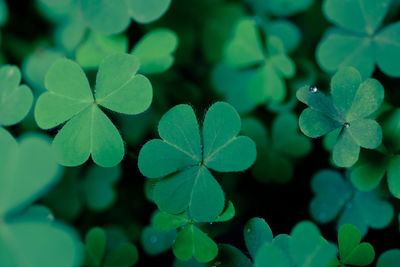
344;122;350;128
309;86;318;93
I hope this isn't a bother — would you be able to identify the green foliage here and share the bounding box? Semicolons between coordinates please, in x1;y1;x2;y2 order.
377;249;400;267
310;169;393;236
138;102;256;222
297;67;384;167
35;53;152;167
317;0;400;78
241;114;311;183
84;227;138;267
333;224;375;266
0;128;81;267
248;0;314;17
0;65;33;127
224;17;295;107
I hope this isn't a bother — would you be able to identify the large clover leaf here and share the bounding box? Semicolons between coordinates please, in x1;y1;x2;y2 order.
0;128;81;267
35;53;152;167
317;0;400;78
138;102;256;222
310;169;394;236
224;17;295;106
242;114;311;183
297;67;384;167
0;65;33;127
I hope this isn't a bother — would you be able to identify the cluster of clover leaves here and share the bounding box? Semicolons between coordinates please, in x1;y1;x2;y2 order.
3;0;400;266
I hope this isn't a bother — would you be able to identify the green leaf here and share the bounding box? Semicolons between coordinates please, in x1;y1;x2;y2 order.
81;165;121;211
350;152;387;191
0;65;33;126
224;18;265;68
0;129;61;217
80;0;131;34
84;227;106;267
377;249;400;267
22;48;63;94
138;102;255;222
244;217;273;259
202;102;256;172
214;201;235;222
387;155;400;198
153;212;189;231
172;224;218;263
127;0;171;24
131;28;178;74
103;243;139;267
266;20;301;53
289;221;338;267
254;244;291;267
0;221;81;267
310;169;394;236
375;21;400;77
338;224;375;266
76;32;128;69
323;0;390;35
310;170;353;224
0;0;8;26
35;54;152;167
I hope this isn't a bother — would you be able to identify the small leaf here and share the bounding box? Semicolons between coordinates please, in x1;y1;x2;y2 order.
127;0;171;24
244;217;273;259
103;243;139;267
84;227;106;267
377;249;400;267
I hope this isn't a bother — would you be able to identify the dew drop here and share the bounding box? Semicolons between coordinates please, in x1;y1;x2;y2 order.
344;122;350;128
309;86;318;93
150;236;158;244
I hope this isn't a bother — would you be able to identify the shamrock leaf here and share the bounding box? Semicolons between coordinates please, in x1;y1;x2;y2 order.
131;28;178;74
244;217;273;259
297;67;384;167
44;165;121;220
152;211;220;263
0;65;33;127
310;169;394;236
35;53;153;167
22;48;63;95
241;114;311;183
377;249;400;267
224;17;295;105
138;102;256;222
76;32;128;69
211;244;252;267
80;0;171;34
336;224;375;266
0;128;81;267
317;0;400;78
84;227;138;267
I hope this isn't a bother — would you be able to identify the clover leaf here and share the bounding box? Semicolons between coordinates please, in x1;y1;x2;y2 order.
216;218;337;267
377;249;400;267
22;48;63;95
44;165;121;220
317;0;400;78
241;114;311;183
80;0;171;34
76;32;128;69
0;128;81;267
310;169;394;236
350;108;400;198
334;224;375;266
141;225;177;256
224;17;295;105
84;227;138;267
152;211;221;263
0;65;33;127
297;67;384;167
138;102;256;222
35;53;153;167
131;28;178;74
